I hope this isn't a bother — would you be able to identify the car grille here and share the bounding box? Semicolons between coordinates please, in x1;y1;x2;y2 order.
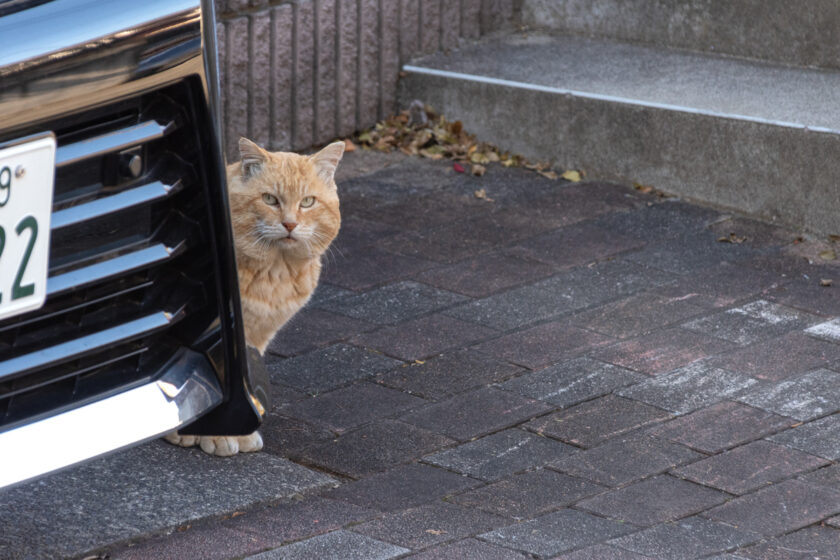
0;80;224;431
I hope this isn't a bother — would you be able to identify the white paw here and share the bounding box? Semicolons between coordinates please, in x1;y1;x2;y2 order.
197;431;264;457
164;431;201;447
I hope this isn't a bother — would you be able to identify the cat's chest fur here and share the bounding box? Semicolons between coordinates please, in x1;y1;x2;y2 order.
237;255;321;353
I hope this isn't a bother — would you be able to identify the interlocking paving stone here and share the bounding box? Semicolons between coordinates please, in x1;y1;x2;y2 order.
501;357;644;408
648;401;793;453
707;216;796;249
442;284;574;331
362;191;484;232
401;387;552;441
735;525;840;560
510;221;645;268
673;440;829;495
705;479;840;535
451;469;607;519
616;361;758;414
107;526;272;560
405;538;532;559
473;321;613;370
321;246;436;290
606;516;761;560
424;429;577;481
799;463;840;489
0;442;336;560
574;294;707;339
533;259;675;309
524;395;672;448
682;300;820;346
625;234;756;275
308;283;355;306
315;281;468;324
331;216;402;254
709;332;840;381
378;214;541;263
245;530;409;560
267;309;372;356
806;318;840;343
769;277;840;318
298;420;456;478
279;382;425;433
588;199;719;240
352;502;509;550
737;369;840;421
322;463;480;512
556;544;658;559
577;475;728;525
478;509;636;558
413;252;556;298
261;413;337;458
594;328;737;376
769;414;840;460
549;435;701;487
653;262;788;309
267;343;403;394
375;350;524;400
220;498;378;548
351;313;498;361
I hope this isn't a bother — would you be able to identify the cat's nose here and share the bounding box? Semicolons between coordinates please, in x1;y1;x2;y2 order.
282;222;298;232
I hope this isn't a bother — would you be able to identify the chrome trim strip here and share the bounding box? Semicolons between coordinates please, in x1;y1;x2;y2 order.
0;310;182;381
55;120;174;168
0;348;222;489
51;179;183;230
47;243;181;297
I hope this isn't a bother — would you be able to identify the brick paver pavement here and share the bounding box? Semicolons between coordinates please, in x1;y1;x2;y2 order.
108;152;840;559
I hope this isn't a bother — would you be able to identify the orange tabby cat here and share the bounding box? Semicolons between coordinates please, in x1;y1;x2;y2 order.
166;137;344;456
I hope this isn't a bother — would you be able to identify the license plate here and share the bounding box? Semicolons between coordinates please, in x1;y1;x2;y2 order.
0;133;56;321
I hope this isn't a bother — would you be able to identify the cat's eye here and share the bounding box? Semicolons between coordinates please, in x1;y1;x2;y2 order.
262;193;279;206
300;196;316;208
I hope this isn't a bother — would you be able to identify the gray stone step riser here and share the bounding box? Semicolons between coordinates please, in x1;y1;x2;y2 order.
400;71;840;235
521;0;840;70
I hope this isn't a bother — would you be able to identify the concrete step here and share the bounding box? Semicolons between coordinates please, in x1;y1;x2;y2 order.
520;0;840;70
399;32;840;235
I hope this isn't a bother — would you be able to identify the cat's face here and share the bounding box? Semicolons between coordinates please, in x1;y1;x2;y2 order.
228;138;343;261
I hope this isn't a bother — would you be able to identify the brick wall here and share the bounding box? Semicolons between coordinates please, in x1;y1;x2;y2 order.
214;0;518;159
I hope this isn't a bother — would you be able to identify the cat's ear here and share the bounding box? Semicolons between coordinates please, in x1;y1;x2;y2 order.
239;137;267;179
310;141;345;186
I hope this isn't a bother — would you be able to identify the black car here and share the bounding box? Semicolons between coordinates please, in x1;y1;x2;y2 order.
0;0;269;488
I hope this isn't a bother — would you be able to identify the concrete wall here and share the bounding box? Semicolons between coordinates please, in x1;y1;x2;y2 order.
214;0;518;159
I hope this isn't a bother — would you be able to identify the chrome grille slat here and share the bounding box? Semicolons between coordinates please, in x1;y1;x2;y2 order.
0;310;183;381
51;179;183;230
46;242;182;297
55;120;175;167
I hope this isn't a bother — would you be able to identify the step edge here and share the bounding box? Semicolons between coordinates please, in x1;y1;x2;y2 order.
402;64;840;136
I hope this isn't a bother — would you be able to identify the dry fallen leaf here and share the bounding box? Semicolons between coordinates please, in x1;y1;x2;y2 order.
562;169;582;182
539;170;559;180
821;278;833;287
718;233;746;244
474;188;494;202
343;138;357;152
471;164;486;176
820;249;837;261
634;182;654;194
425;530;447;535
453;162;465;173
